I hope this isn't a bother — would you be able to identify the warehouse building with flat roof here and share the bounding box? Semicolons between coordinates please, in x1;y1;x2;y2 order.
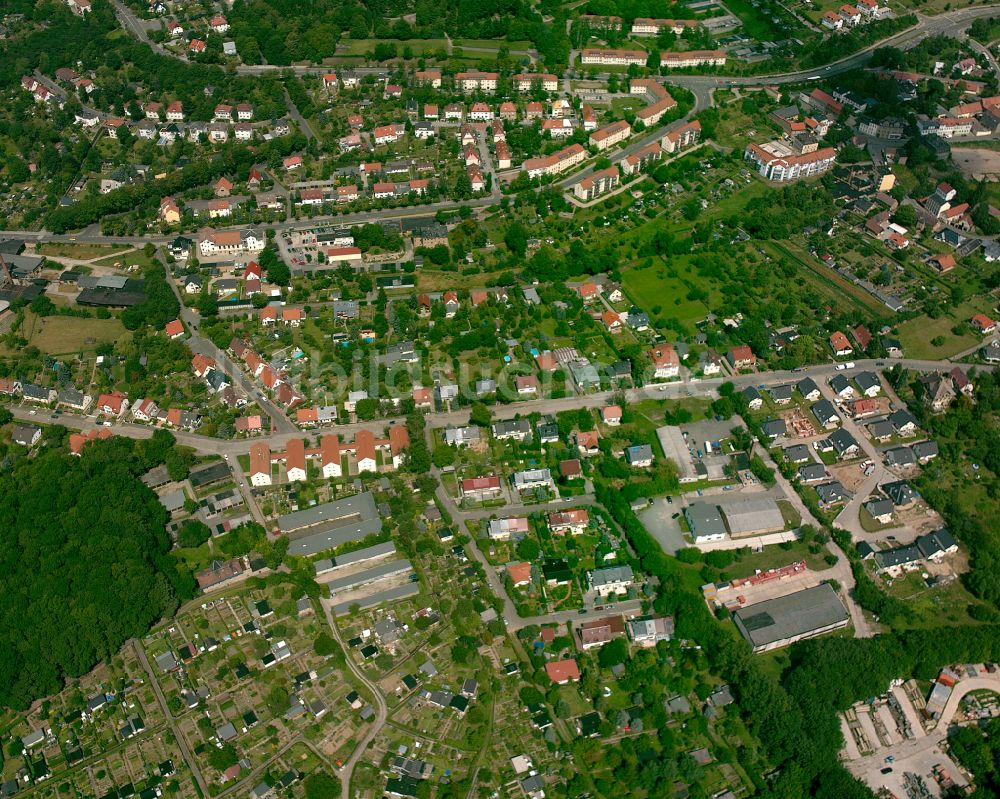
720;497;785;537
275;492;382;556
733;584;849;653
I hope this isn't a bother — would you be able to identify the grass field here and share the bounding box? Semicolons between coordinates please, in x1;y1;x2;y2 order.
454;39;532;52
92;249;157;271
611;97;645;116
896;299;993;360
337;38;448;56
722;538;834;579
36;243;128;260
14;311;126;355
620;257;714;334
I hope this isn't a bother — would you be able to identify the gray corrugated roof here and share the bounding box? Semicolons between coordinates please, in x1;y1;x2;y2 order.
733;584;849;649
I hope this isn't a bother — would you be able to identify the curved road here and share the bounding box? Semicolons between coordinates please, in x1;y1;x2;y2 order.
319;602;387;799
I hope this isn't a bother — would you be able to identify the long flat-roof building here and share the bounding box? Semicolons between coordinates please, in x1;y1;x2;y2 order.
276;492;382;556
721;497;785;537
732;584;849;653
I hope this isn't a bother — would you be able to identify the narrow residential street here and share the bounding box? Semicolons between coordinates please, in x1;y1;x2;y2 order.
132;641;210;797
319;603;388;799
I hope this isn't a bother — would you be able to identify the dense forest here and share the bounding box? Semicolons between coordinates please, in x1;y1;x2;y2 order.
0;432;195;709
224;0;569;67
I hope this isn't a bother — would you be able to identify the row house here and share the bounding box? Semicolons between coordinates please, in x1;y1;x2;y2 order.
744;143;837;182
573;166;620;202
414;69;442;88
631;18;698;36
622;142;662;176
660;50;726;68
580;48;647;67
522;143;586;178
197;226;265;257
455;71;499;93
542;118;574;137
637;93;678;126
590;120;631;151
513;73;559;92
662;120;701;153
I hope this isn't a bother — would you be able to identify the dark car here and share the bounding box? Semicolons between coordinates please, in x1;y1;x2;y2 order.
880;768;892;774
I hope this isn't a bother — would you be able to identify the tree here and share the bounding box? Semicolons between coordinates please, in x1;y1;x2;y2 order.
432;446;456;468
505;222;528;257
177;520;212;549
469;402;492;427
598;638;629;668
314;632;341;658
891;204;917;228
304;773;341;799
207;743;238;771
354;398;379;419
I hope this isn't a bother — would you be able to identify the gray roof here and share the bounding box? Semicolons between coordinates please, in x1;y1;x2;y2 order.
812;400;839;424
216;722;237;741
665;695;691;714
884;446;915;466
625;443;653;464
816;481;847;503
742;386;762;403
324;559;412;593
890;409;918;432
868;420;895;439
733;584;849;649
277;493;382;556
11;424;40;446
685;501;727;538
721;497;784;535
873;545;921;570
783;444;811;463
334;540;396;567
917;529;956;558
828;428;859;455
912;440;939;460
798;463;828;482
797;377;820;396
864;498;894;519
331;583;419;615
768;384;793;401
855;371;880;392
830;375;852;394
589;565;634;588
884;480;917;506
761;419;787;438
492;418;531;437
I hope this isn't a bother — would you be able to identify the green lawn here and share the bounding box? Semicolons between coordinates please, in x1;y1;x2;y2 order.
92;249;158;271
896;299;994;360
620;257;714;334
338;38;449;56
611;97;645;117
721;538;834;579
454;39;533;51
